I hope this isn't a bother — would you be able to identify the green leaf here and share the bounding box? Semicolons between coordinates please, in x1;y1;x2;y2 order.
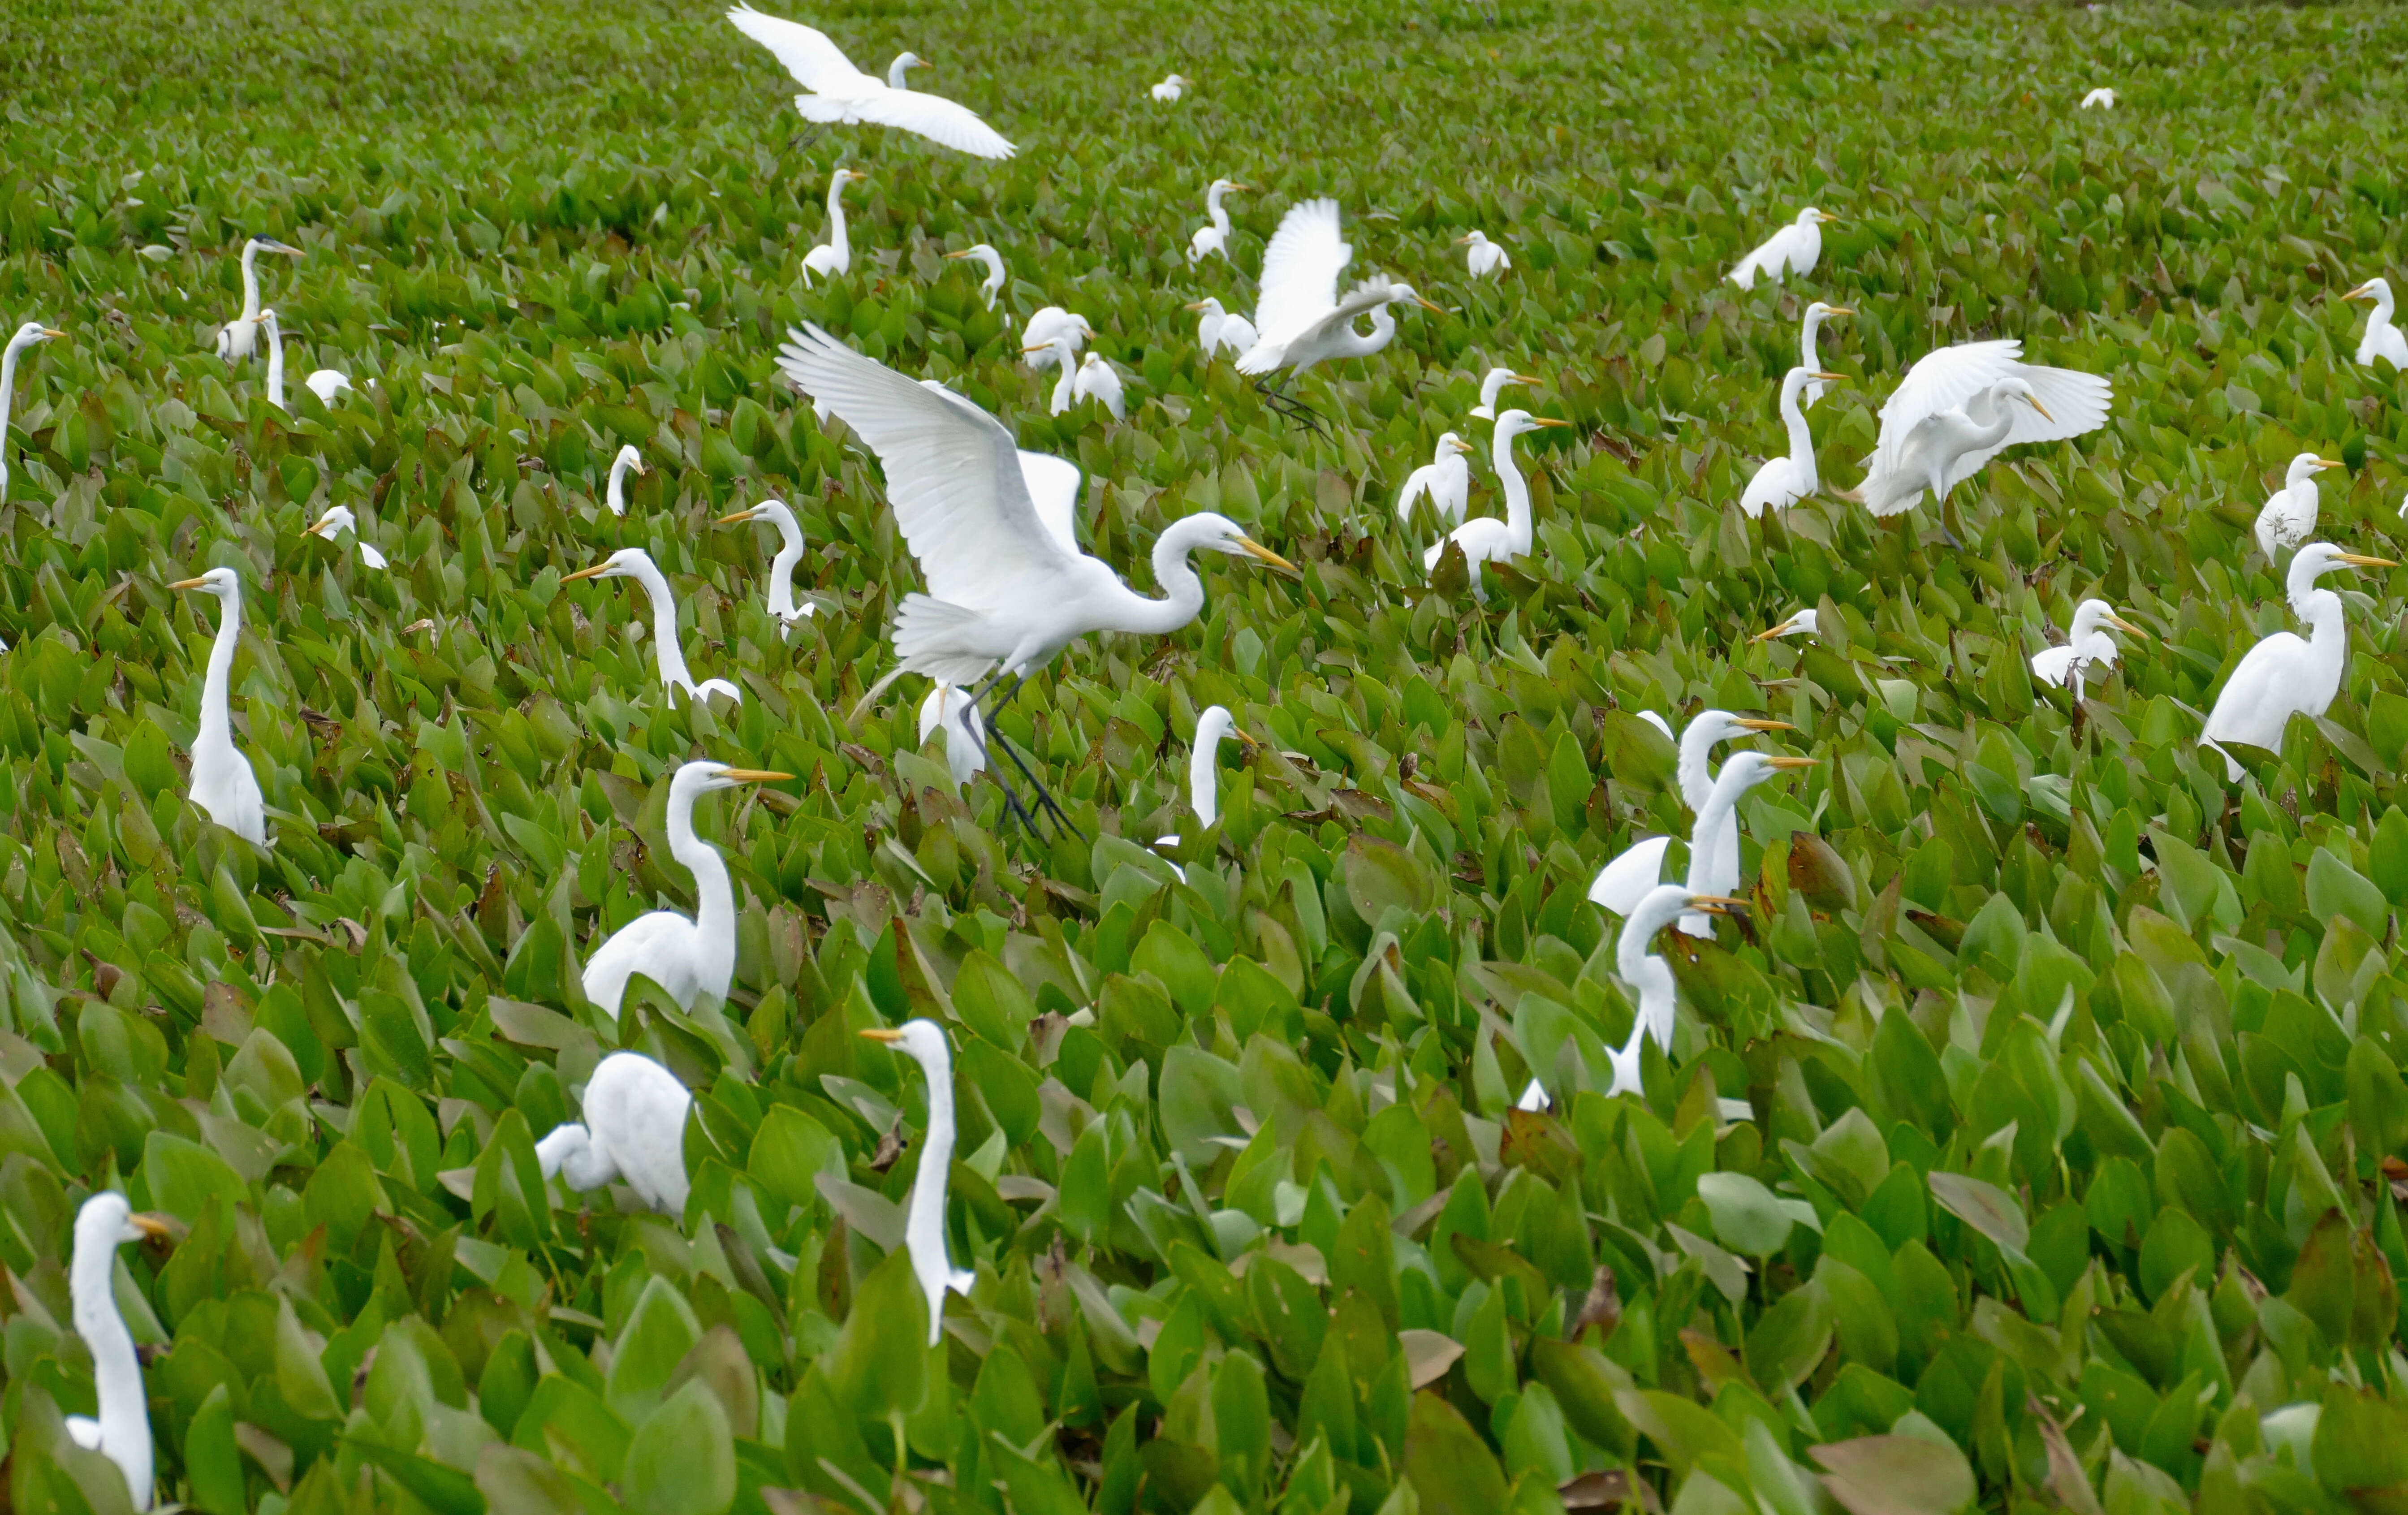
1403;1391;1510;1515
829;1245;928;1419
1159;1044;1245;1169
1697;1170;1795;1257
747;1104;845;1220
184;1382;246;1515
1926;1171;2028;1255
621;1381;736;1515
1809;1433;1976;1515
1745;1283;1833;1396
2307;847;2388;938
606;1277;702;1423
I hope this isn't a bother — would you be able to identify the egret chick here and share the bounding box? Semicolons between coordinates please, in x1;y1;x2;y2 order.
1188;179;1247;266
67;1194;172;1511
169;568;267;845
725;6;1014;157
801;167;869;285
717;500;815;637
1728;207;1834;290
1739;367;1848;518
559;549;745;705
305;505;387;569
1187;298;1258;360
2343;279;2408;369
579;762;791;1017
2201;543;2396;780
536;1052;694;1215
860;1020;976;1343
1424;410;1570;585
213;234;302;362
604;444;647;516
0;319;64;501
1151;73;1191;101
945;244;1006;309
2254;453;2343;560
2031;598;2146;705
1397;433;1473;525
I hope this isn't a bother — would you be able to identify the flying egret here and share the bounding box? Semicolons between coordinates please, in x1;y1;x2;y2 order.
1075;351;1126;419
1153;704;1258;859
1187;298;1258;360
1739;367;1848;518
1458;230;1510;278
1727;207;1835;290
1856;340;2111;516
559;549;745;705
213;233;302;362
1187;179;1247;266
2201;543;2396;780
1589;726;1804;935
1397;433;1473;525
169;568;267;845
535;1052;694;1215
1151;73;1191;101
1424;410;1570;584
578;761;790;1017
801;167;869;285
604;444;646;516
919;684;989;788
1798;302;1853;407
0;319;63;501
1756;608;1820;640
1234;199;1442;429
860;1020;975;1344
1469;367;1539;421
2254;453;2343;559
2031;597;2146;705
718;500;814;637
946;244;1006;308
1022;307;1094;371
2080;86;2117;108
777;322;1295;835
1517;886;1748;1109
725;5;1014;157
304;505;387;569
2343;279;2408;369
67;1194;171;1511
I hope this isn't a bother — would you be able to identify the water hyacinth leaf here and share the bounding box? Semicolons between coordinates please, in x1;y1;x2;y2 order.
1696;1171;1794;1257
622;1381;736;1515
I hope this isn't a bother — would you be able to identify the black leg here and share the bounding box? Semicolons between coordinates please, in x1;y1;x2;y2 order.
961;674;1086;843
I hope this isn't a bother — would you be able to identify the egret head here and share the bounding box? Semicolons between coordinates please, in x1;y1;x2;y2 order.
2343;278;2393;305
945;243;999;264
2069;598;2148;639
1494;409;1573;444
2287;542;2397;605
833;168;870;190
1185;298;1227;317
1456;230;1492;247
1782;366;1848;399
1194;704;1262;757
169;565;241;600
889;52;928;74
669;760;794;800
1169;511;1296;572
1718;751;1820;793
717;499;800;535
1080;351;1110;372
560;547;652;584
612;444;646;475
1208;177;1248;195
1381;280;1444;315
861;1017;952;1071
8;320;63;349
1754;608;1820;641
1687;710;1795;748
1804;301;1856;324
1798;207;1837;227
247;234;305;257
1988;376;2054;422
306;505;358;540
1165;73;1192;87
1626;885;1748;941
1438;432;1472;456
74;1192;172;1261
2286;452;2344;487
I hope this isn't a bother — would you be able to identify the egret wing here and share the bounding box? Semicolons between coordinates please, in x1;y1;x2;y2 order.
779;324;1082;615
1252;199;1351;348
1938;362;2114;488
1016;450;1084;552
853;88;1016;159
2029;644;2078;688
725;4;876;93
1870;339;2022;475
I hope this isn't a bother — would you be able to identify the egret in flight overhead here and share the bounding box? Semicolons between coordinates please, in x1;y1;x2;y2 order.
1397;433;1473;525
725;5;1015;157
1187;298;1257;360
1151;73;1191;102
170;568;267;845
777;323;1295;835
1458;230;1510;278
1234;199;1441;429
1022;307;1094;371
213;233;302;362
1851;340;2110;516
801;167;868;284
2254;453;2343;559
305;505;387;569
2031;598;2146;705
1739;367;1848;518
861;1020;976;1344
2343;279;2408;368
1469;366;1539;421
718;500;815;637
67;1193;172;1511
560;549;745;705
1188;178;1247;265
2200;543;2396;779
1517;887;1747;1109
1727;207;1834;290
1424;410;1570;585
579;761;791;1017
946;244;1006;308
0;319;63;501
1797;302;1853;407
604;444;646;516
536;1052;694;1215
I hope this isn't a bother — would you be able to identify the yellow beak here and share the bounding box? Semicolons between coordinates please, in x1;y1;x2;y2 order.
1688;895;1750;915
1450;439;1473;453
2024;395;2055;422
945;249;976;260
168;576;210;590
1818;215;1843;225
41;327;64;338
129;1213;175;1240
306;519;333;537
717;508;763;524
2344;283;2376;301
719;768;794;783
1734;718;1795;732
1531;417;1573;428
1184;300;1210;311
1412;295;1445;314
1454;234;1473;246
1765;755;1821;770
2336;553;2399;568
1812;371;1849;384
1236;538;1297;572
2317;458;2346;470
560;562;613;583
1232;726;1263;754
859;1027;904;1043
1824;305;1856;316
1751;622;1793;642
2104;614;2149;637
1513;372;1544;385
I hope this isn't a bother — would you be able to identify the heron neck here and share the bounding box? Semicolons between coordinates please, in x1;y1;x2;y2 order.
630;563;698;695
1334;301;1397;360
0;337;25;436
1050;351;1078;410
2374;288;2398;325
607;458;629;514
2300;590;2349;667
1493;429;1536;551
1205;187;1232;230
1800;315;1823;371
665;785;736;974
1111;533;1213;637
239;243;262;321
199;591;240;752
1617;926;1678;1043
886;57;914;89
905;1046;957;1258
1674;725;1717;811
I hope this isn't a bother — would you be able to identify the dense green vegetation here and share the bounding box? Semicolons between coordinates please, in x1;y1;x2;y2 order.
10;0;2408;1510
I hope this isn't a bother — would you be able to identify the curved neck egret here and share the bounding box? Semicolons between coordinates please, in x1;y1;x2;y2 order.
945;244;1006;308
1424;409;1571;582
604;444;645;517
535;1051;694;1214
169;567;266;844
860;1019;975;1343
1728;207;1834;290
1798;302;1852;407
2201;543;2397;779
725;7;1014;158
1470;366;1538;421
2032;597;2146;705
1397;432;1472;524
1604;886;1747;1095
2345;278;2408;368
2255;452;2342;560
1741;366;1848;518
68;1194;170;1511
718;500;813;634
216;235;301;362
0;320;62;500
306;505;387;570
560;548;744;705
803;168;868;282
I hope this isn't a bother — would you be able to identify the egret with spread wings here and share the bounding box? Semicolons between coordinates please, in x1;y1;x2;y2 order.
1851;340;2110;517
778;324;1294;837
726;5;1015;159
1234;199;1441;431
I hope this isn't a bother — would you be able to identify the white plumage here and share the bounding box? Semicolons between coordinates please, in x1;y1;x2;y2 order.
1459;230;1510;278
1851;341;2111;515
719;499;814;637
0;320;63;502
1755;608;1820;642
1187;178;1247;265
1517;886;1745;1110
305;505;387;570
2254;453;2342;560
861;1021;978;1344
1739;366;1845;518
1074;351;1126;419
1397;433;1473;524
1797;301;1852;408
801;167;868;284
213;234;302;362
1424;410;1569;585
1727;207;1833;290
1021;307;1093;371
1187;298;1258;359
2030;598;2145;705
725;5;1014;158
1234;199;1440;390
1153;705;1257;867
604;444;646;516
535;1052;695;1215
2343;279;2408;369
945;243;1006;308
1469;366;1537;421
67;1194;170;1511
2080;87;2117;108
2200;543;2396;780
559;549;744;706
1588;741;1808;937
1150;74;1191;102
170;568;267;845
918;683;989;787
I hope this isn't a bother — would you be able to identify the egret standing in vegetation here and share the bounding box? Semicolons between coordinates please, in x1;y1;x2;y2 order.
213;233;302;362
1235;199;1441;429
1022;307;1094;370
578;761;790;1017
535;1052;694;1215
1797;302;1852;407
67;1193;171;1511
1458;230;1510;278
1187;298;1257;360
1739;367;1847;518
1187;178;1247;265
2255;453;2343;559
1424;410;1569;583
1153;704;1257;858
860;1020;976;1343
254;310;350;404
800;167;868;284
560;549;745;705
170;567;267;845
2201;543;2396;780
2342;278;2408;368
2031;598;2146;705
725;6;1015;157
946;244;1006;308
1150;73;1191;101
305;505;387;569
1075;351;1126;419
1727;207;1834;290
0;319;63;501
1590;742;1810;935
604;444;646;516
1469;367;1539;421
1518;886;1747;1109
719;500;814;636
2081;86;2117;108
1397;433;1472;524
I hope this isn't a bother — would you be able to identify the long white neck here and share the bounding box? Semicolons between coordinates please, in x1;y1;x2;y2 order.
238;243;263;323
1779;376;1815;486
629;561;699;695
1674;723;1719;811
1205;185;1233;232
766;519;805;620
1800;314;1823;372
1493;427;1536;555
1331;298;1398;361
2373;286;2398;327
886;56;915;89
665;782;736;990
262;315;285;410
71;1240;151;1509
1684;765;1762;901
607;455;631;514
1189;741;1221;829
1480;372;1510;412
824;178;852;259
0;334;28;439
1098;529;1215;639
1049;343;1078;409
198;589;240;752
2300;589;2349;689
904;1041;960;1343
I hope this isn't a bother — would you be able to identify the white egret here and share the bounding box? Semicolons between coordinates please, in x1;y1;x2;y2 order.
1027;336;1083;414
253;310;350;405
777;323;1294;834
860;1021;975;1344
1152;705;1258;857
1234;199;1442;429
535;1052;694;1215
1075;351;1126;420
1397;433;1473;525
67;1193;170;1511
0;319;63;501
2200;543;2396;780
578;761;790;1017
1458;230;1510;278
559;549;745;706
1755;608;1820;641
1589;726;1804;935
1469;367;1538;421
1187;179;1247;266
725;6;1014;158
2254;453;2343;560
1727;207;1835;290
2080;87;2117;108
918;684;989;788
1187;298;1258;360
1150;73;1191;102
1517;886;1747;1109
2343;279;2408;369
801;167;869;285
1635;710;1675;740
718;500;814;637
304;505;387;569
1857;340;2111;515
604;444;646;517
1798;302;1853;407
1739;367;1848;518
213;234;302;362
2031;598;2146;705
1022;307;1094;371
169;568;267;846
945;244;1006;309
1424;410;1570;584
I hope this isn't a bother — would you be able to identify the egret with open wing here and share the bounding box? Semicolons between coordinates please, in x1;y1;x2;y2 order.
726;5;1014;157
